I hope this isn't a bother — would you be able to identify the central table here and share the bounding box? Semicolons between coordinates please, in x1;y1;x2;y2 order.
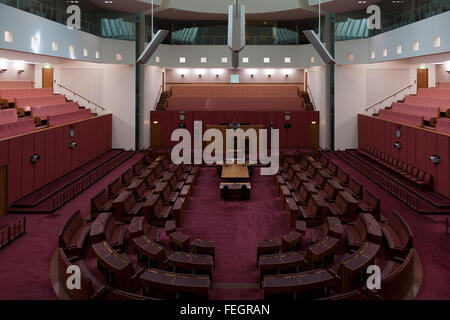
221;164;250;179
220;164;251;200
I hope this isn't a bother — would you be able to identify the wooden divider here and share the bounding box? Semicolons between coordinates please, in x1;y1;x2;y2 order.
150;110;319;150
0;114;112;206
358;114;450;198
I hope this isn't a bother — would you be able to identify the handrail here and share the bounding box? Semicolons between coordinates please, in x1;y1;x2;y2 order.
154;85;163;109
307;85;316;111
364;84;413;113
56;83;105;111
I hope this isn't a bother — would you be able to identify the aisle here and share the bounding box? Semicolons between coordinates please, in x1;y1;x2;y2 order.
179;167;291;300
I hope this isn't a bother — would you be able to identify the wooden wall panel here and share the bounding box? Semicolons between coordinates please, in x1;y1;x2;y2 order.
53;126;64;179
45;129;55;185
33;131;46;191
358;114;450;198
7;138;22;204
0;141;8;167
21;135;34;197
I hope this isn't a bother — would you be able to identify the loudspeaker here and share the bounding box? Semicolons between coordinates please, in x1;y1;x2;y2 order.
228;0;245;69
303;30;336;65
136;30;170;64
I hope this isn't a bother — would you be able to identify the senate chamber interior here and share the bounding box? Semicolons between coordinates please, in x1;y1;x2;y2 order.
0;0;449;302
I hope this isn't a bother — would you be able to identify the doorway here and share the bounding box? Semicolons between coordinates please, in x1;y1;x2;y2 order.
0;166;7;216
150;121;161;148
417;68;428;89
42;68;54;90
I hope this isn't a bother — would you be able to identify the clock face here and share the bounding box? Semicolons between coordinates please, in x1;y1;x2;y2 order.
69;128;75;138
396;129;401;138
179;114;185;121
285;115;291;121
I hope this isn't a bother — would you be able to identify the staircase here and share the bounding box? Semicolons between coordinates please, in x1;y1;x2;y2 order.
156;91;169;110
301;91;314;111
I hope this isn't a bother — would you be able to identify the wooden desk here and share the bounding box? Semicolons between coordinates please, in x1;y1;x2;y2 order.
257;239;281;261
170;231;190;252
221;164;250;179
307;236;340;268
168;251;214;275
129;216;146;239
281;231;303;252
259;252;305;278
326;217;344;239
220;182;251;200
191;239;216;258
90;212;111;244
295;220;307;235
140;268;210;299
132;235;167;268
361;213;382;244
91;241;134;291
262;268;334;298
341;241;380;292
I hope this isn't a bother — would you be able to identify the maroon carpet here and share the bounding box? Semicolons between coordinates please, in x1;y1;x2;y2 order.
178;167;291;300
0;153;143;300
328;153;450;299
0;154;449;299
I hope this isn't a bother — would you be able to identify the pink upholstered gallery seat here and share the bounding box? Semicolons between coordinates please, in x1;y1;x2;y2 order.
31;102;80;120
418;88;450;99
0;118;35;139
0;80;33;89
0;88;53;103
404;95;450;115
170;85;300;98
15;95;66;109
0;108;18;125
48;109;92;126
435;118;450;135
379;109;424;127
391;102;440;121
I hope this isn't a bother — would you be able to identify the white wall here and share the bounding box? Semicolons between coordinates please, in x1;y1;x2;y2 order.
0;4;135;65
149;44;323;69
52;60;136;150
0;60;35;83
334;60;420;150
306;66;328;149
165;68;304;84
436;63;450;83
141;65;164;149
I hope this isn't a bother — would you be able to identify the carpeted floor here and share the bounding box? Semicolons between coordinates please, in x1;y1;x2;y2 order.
328;153;450;300
177;167;291;300
0;153;143;300
0;153;448;300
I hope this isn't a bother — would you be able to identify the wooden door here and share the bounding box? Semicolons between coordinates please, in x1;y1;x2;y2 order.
151;122;161;148
0;166;7;216
417;69;428;89
42;68;54;89
304;71;308;91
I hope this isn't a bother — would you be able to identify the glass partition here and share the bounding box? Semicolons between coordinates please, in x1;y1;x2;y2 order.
0;0;135;40
152;17;324;45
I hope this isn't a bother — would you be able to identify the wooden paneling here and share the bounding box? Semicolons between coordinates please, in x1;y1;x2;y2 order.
358;114;450;198
22;135;34;197
0;166;7;216
42;68;54;89
33;131;46;191
1;115;112;206
8;137;22;204
417;69;428;89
